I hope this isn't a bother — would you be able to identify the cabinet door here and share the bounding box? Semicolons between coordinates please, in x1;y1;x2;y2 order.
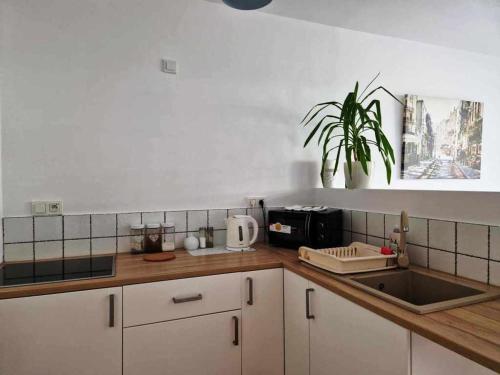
123;310;241;375
241;268;284;375
309;283;410;375
0;287;122;375
284;269;310;375
412;333;496;375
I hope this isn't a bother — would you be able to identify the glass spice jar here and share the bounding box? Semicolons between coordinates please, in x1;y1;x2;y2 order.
145;223;162;253
161;222;175;251
129;224;145;254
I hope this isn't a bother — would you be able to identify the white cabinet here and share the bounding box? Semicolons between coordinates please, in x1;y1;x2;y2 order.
123;272;241;326
124;310;242;375
241;268;284;375
309;283;410;375
284;270;410;375
412;333;496;375
284;269;310;375
0;287;122;375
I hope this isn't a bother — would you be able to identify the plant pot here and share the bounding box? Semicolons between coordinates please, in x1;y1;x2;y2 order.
321;160;335;188
344;161;371;189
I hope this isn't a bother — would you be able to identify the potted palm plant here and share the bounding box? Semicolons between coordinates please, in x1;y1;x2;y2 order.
301;74;402;188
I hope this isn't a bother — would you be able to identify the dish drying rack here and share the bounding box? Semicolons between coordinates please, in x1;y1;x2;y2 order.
298;242;397;274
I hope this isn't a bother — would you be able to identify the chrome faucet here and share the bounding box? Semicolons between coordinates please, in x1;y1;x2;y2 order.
398;211;410;268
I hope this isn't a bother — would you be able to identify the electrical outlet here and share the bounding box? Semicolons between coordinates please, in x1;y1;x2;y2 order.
31;201;63;216
247;196;265;208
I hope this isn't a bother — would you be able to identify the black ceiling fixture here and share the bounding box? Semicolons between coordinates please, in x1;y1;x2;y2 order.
222;0;272;10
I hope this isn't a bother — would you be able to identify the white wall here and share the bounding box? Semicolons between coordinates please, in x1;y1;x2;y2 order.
314;188;500;226
2;0;500;217
1;0;320;215
0;1;4;261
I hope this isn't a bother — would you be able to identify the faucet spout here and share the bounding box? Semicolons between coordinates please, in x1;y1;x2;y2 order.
398;211;410;268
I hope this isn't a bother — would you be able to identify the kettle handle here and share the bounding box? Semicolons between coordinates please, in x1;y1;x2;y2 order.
247;215;259;246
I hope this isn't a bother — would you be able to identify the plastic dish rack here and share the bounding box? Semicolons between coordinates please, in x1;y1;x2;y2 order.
298;242;397;274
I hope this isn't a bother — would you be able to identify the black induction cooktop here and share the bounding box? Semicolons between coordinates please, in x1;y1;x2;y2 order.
0;255;115;287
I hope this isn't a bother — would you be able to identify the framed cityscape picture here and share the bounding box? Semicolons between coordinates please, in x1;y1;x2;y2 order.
401;95;483;179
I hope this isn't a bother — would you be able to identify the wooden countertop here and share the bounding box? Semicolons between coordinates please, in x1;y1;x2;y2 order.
1;244;499;372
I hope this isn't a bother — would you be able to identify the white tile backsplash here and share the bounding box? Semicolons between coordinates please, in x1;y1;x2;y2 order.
351;211;366;234
367;236;385;247
457;223;488;258
64;239;91;257
117;236;132;253
34;216;62;241
489;226;500;261
142;211;165;225
64;215;90;239
490;261;500;286
457;255;488;283
429;249;455;275
407;217;428;247
429;220;455;252
407;244;428;268
351;232;366;243
4;243;33;261
91;214;116;237
166;211;187;232
3;206;498;286
117;213;141;236
213;230;227;246
188;210;208;231
228;208;246;217
91;238;116;255
4;217;33;243
175;232;187;248
367;213;384;237
208;209;228;230
35;241;63;260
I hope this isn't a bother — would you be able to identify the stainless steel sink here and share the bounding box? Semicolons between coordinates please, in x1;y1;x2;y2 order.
342;268;500;314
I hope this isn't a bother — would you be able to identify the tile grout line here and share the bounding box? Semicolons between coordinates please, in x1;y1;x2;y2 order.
62;216;65;259
2;217;5;263
364;212;368;243
454;222;458;276
426;219;430;269
383;214;386;247
89;215;93;257
487;226;491;285
32;217;35;261
115;214;118;254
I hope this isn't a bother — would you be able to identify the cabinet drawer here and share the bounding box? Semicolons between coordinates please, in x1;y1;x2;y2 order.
123;273;241;326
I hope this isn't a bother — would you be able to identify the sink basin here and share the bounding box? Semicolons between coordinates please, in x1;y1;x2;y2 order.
343;269;500;314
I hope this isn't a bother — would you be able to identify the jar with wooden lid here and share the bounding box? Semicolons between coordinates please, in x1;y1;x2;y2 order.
145;223;162;253
161;222;175;251
129;224;145;254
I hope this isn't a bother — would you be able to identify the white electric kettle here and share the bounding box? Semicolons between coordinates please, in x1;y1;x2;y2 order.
226;215;258;251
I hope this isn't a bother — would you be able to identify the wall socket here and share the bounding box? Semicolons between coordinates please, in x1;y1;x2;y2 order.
247;196;265;208
31;201;63;216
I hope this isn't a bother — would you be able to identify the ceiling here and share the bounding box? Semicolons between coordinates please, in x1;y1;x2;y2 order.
207;0;500;57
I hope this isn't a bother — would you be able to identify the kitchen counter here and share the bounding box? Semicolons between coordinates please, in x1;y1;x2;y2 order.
1;243;499;372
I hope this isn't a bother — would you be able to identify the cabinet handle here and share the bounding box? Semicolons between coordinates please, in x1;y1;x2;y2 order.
232;316;239;346
109;294;115;327
246;277;254;305
172;293;203;304
306;288;315;320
